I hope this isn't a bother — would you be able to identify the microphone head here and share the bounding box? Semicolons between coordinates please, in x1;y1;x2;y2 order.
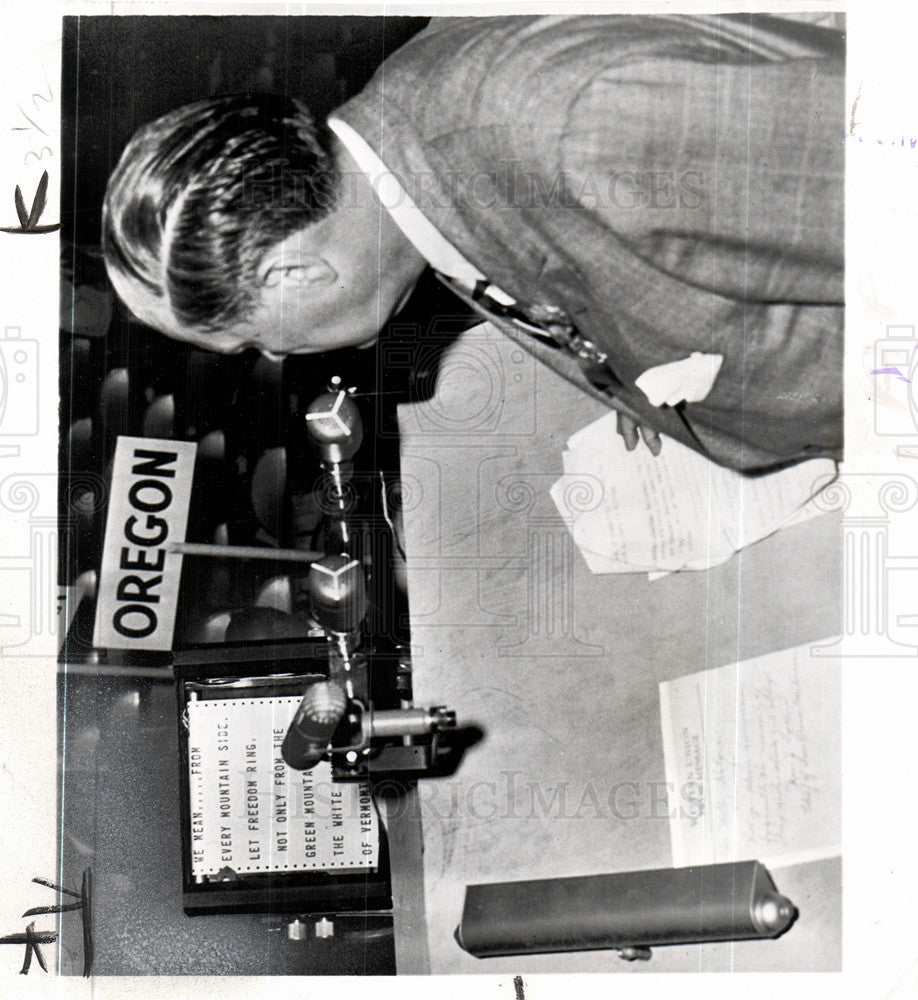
308;553;368;634
281;680;348;770
305;389;363;463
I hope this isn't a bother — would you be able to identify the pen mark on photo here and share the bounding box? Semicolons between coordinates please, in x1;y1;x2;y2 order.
871;367;911;383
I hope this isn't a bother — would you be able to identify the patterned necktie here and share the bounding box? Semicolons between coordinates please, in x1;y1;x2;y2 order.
434;272;706;449
434;272;625;394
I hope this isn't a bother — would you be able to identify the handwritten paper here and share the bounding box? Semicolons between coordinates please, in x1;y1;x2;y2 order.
549;411;836;575
187;696;378;877
659;640;841;869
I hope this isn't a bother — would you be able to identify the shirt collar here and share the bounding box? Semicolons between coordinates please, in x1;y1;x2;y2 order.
328;115;515;306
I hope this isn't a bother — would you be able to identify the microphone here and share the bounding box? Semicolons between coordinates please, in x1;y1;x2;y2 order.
281;680;348;771
307;553;368;635
305;388;363;465
281;555;366;770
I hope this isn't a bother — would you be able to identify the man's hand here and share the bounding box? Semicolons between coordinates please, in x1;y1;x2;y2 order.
616;411;662;457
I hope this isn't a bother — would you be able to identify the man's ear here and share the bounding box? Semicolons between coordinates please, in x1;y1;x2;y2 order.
259;253;338;289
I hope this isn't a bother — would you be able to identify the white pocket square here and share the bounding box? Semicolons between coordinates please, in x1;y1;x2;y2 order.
634;352;724;407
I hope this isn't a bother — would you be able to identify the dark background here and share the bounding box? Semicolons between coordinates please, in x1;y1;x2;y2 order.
57;15;474;976
57;14;475;655
62;16;430;251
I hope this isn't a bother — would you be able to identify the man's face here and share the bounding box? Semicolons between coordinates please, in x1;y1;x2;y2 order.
141;198;426;359
164;278;401;358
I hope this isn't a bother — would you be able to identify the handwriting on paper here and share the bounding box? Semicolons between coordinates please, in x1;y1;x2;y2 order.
3;52;60;233
659;640;841;869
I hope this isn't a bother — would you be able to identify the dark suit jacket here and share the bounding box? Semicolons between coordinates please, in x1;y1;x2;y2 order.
337;14;844;471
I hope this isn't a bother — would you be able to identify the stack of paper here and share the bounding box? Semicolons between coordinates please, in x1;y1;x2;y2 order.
549;412;837;576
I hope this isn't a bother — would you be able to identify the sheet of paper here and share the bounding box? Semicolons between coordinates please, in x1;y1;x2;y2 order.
659;640;841;869
186;695;378;877
550;411;836;575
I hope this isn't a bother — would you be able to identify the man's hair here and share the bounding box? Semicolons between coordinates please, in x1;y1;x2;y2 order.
102;93;338;333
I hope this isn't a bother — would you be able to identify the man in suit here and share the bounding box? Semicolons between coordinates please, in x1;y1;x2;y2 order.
103;14;844;471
